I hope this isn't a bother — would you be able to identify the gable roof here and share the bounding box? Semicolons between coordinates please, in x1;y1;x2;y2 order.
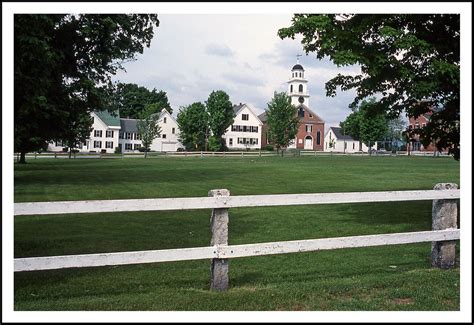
120;118;138;133
296;104;325;123
330;127;354;141
258;111;267;122
233;103;263;124
94;110;121;127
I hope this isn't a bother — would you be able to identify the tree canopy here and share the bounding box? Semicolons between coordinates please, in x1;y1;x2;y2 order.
14;14;159;163
137;104;161;158
113;83;171;119
279;14;460;159
176;102;209;151
340;98;389;153
266;92;300;154
206;90;234;150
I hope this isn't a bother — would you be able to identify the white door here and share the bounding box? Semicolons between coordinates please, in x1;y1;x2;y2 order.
304;136;313;149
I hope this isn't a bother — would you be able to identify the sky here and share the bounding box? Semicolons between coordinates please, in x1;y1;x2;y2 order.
112;14;361;129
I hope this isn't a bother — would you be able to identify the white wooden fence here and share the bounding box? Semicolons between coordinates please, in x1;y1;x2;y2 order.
14;183;460;291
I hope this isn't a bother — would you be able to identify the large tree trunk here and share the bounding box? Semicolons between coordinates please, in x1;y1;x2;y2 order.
19;151;27;164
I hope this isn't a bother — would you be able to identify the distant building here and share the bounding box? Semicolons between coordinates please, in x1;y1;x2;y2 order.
259;61;325;150
47;109;183;153
223;103;262;150
406;110;446;153
324;127;376;153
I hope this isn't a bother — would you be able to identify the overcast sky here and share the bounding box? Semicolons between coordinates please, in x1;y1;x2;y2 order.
113;14;361;129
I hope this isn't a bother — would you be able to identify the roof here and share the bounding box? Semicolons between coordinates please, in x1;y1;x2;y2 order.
296;104;325;123
330;127;354;141
120;118;138;133
233;103;245;114
258;111;267;122
292;64;304;71
94;110;121;127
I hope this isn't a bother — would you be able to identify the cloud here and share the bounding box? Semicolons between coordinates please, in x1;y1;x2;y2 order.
205;43;235;57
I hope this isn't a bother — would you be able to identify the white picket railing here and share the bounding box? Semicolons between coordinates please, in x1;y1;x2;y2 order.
14;184;460;291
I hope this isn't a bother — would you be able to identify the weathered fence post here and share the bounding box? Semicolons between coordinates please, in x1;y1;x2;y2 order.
432;183;458;269
200;151;203;158
209;189;230;291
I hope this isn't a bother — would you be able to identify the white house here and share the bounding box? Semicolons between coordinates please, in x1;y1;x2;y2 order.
150;109;183;152
324;127;377;153
223;103;262;150
47;109;183;153
48;110;121;154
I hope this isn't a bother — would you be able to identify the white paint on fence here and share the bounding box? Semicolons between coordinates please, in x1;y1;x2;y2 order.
14;190;460;216
14;246;216;272
14;229;459;272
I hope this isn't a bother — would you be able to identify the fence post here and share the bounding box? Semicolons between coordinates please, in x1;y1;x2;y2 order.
432;183;458;269
259;150;261;157
209;189;230;291
201;151;203;158
54;153;57;159
241;152;243;159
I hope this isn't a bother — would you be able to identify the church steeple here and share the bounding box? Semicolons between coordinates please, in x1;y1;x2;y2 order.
287;57;310;107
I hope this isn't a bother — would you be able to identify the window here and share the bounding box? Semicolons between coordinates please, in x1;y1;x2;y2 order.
125;143;132;150
162;134;167;139
316;131;321;145
415;122;420;129
353;143;355;150
172;128;175;134
126;132;133;140
298;107;305;118
242;114;249;121
290;85;293;92
422;123;426;128
299;72;302;77
105;141;113;149
106;130;114;138
299;84;303;92
94;130;102;137
298;139;303;144
94;141;102;148
134;133;141;140
163;117;167;123
229;138;233;146
119;132;124;139
309;113;313;118
133;144;141;150
305;124;312;132
409;125;413;130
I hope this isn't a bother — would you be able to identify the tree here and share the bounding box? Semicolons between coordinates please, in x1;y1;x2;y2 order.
279;14;460;159
340;98;389;155
113;83;172;119
62;109;94;158
176;102;208;151
14;14;159;163
136;104;161;158
386;116;407;151
206;90;234;151
266;92;300;155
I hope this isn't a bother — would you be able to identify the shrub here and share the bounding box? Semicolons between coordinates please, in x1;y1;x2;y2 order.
207;136;221;152
264;145;274;151
114;146;122;154
71;149;79;154
177;147;186;152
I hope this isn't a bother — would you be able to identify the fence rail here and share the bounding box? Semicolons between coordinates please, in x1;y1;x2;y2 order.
15;150;449;161
14;183;460;291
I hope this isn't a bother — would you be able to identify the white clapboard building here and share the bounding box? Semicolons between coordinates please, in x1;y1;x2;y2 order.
324;127;377;153
223;103;263;150
47;109;183;153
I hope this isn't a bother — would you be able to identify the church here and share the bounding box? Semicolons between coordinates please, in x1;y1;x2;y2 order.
259;61;325;150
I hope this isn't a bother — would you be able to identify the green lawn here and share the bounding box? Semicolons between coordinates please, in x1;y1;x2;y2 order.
14;155;460;310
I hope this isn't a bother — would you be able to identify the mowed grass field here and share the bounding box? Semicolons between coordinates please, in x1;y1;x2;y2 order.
14;155;460;310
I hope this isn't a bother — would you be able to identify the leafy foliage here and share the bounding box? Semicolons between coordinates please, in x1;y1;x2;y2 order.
176;102;209;151
206;90;234;150
279;14;460;159
340;98;389;152
113;83;171;119
266;92;300;153
14;14;159;163
136;104;161;158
